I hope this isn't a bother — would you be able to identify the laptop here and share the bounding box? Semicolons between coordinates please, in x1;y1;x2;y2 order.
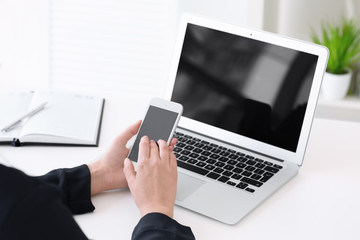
164;15;328;225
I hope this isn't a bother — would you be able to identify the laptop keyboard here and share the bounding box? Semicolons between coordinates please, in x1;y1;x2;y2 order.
173;131;283;193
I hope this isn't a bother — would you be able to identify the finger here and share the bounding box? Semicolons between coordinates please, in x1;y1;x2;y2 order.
158;140;170;161
123;158;136;189
150;140;159;160
169;138;177;148
117;120;142;146
138;136;150;162
169;151;177;167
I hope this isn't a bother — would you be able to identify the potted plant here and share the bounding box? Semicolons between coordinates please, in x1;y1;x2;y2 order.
312;18;360;100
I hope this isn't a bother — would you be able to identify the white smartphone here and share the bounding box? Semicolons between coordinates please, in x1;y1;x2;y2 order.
128;97;183;162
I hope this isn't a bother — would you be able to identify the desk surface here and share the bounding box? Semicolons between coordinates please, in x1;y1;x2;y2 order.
1;94;360;240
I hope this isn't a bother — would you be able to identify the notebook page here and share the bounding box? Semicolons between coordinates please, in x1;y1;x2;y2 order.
0;91;34;141
20;91;103;143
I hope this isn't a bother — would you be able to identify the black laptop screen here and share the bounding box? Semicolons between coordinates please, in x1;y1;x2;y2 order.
171;23;318;152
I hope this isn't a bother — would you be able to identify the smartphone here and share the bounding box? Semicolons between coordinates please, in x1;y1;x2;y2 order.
128;97;183;162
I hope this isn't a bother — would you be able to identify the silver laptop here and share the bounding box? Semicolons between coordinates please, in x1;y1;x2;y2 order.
164;15;328;225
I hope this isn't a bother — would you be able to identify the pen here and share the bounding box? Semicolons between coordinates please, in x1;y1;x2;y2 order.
0;101;48;133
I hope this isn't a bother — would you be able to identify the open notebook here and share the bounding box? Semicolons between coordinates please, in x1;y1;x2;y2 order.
0;91;104;146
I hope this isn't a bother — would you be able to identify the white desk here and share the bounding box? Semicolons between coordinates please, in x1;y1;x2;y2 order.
1;94;360;240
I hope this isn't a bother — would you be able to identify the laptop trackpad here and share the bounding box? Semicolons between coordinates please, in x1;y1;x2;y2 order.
176;172;205;201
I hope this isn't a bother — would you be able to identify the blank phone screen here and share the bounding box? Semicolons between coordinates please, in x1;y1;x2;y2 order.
128;105;179;162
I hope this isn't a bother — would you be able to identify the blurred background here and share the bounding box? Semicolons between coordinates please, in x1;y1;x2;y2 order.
0;0;359;98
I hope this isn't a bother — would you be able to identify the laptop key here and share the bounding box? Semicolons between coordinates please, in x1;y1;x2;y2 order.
207;172;220;180
227;160;237;165
254;169;265;175
195;143;204;148
222;171;233;177
218;176;230;183
242;171;252;177
236;182;248;189
264;166;279;173
245;188;255;193
233;168;243;174
210;154;220;159
205;165;215;171
173;147;182;153
264;161;273;166
196;162;206;167
176;142;186;148
203;146;213;151
260;176;272;183
185;145;195;151
179;156;189;161
193;148;203;154
236;162;246;168
260;172;274;182
273;164;283;169
177;161;209;175
213;167;224;174
187;159;197;165
224;165;234;171
231;174;241;180
186;140;197;145
227;181;236;186
220;151;230;156
197;156;208;161
255;163;266;168
215;162;225;167
228;154;238;160
202;151;211;156
189;153;199;158
218;157;228;162
180;150;191;155
245;166;255;171
206;159;216;164
211;148;222;154
241;177;263;187
250;174;262;180
246;160;256;165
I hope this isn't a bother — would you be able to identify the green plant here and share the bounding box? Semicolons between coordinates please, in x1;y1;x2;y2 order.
312;18;360;74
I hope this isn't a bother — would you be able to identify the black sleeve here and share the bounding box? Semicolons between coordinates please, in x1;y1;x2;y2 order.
37;164;95;214
0;164;92;240
0;164;196;240
132;213;195;240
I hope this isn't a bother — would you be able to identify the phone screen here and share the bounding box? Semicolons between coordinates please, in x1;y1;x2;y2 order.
128;105;180;162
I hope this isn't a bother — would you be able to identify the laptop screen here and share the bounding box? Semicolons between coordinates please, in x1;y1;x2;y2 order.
171;23;318;152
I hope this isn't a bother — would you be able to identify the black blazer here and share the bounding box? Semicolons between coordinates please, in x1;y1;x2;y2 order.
0;164;194;240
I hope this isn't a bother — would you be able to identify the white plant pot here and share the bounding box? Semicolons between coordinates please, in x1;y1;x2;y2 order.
321;71;352;101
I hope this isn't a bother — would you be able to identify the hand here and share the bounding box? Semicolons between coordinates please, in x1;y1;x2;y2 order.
87;120;141;195
123;136;178;218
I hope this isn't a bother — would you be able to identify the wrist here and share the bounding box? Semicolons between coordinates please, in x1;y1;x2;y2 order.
139;204;174;219
87;160;106;195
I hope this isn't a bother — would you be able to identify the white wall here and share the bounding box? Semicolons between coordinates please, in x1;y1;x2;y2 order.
0;0;256;93
1;0;358;93
0;0;49;90
263;0;360;41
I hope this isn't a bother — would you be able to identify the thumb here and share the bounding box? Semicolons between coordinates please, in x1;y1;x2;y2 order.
117;120;141;146
123;158;136;188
